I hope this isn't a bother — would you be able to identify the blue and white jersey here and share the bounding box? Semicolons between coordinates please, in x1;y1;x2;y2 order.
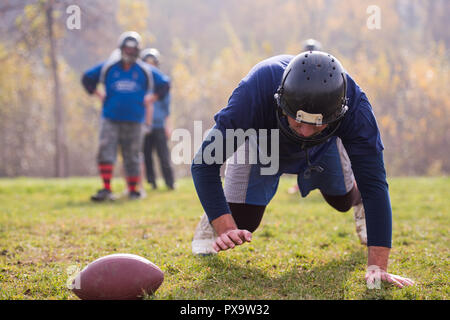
82;50;170;123
192;55;392;248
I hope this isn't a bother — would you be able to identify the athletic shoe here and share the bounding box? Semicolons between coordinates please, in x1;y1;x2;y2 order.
91;189;115;202
119;188;147;199
191;213;217;255
128;190;142;200
353;203;367;245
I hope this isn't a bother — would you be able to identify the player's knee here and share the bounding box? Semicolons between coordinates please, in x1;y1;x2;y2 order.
236;220;261;233
229;202;266;233
332;202;353;212
322;185;360;212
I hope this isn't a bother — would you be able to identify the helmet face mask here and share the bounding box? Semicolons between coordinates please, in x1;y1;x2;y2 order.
275;51;349;149
276;106;343;149
121;45;139;63
118;31;142;64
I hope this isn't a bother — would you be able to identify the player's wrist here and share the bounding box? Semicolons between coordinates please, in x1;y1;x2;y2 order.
211;213;238;235
367;246;390;271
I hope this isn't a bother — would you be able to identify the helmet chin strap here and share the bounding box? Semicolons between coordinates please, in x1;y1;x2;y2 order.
303;149;324;178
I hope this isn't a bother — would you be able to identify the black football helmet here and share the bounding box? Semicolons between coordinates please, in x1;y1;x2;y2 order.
274;51;348;149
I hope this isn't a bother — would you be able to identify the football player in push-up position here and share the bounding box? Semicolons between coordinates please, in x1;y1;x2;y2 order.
191;51;414;288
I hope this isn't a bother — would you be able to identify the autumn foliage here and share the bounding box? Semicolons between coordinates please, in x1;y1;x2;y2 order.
0;0;448;177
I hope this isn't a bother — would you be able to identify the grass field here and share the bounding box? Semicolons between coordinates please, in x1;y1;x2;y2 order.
0;176;448;300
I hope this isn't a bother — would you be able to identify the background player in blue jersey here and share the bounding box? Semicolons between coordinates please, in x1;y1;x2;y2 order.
81;31;170;201
141;48;175;191
191;51;414;288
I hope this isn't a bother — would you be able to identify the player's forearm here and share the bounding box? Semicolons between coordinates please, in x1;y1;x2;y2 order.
81;73;99;94
165;116;171;131
191;127;233;223
191;160;230;221
349;152;392;247
154;82;170;100
368;246;390;271
144;94;154;126
145;104;153;126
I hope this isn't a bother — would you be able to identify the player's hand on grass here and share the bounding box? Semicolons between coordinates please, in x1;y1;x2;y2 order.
365;265;415;289
212;229;252;253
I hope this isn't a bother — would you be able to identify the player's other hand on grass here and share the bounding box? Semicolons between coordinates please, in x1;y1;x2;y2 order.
212;229;252;253
365;265;415;289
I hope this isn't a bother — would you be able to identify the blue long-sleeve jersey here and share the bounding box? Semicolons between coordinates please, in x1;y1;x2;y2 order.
191;55;392;248
152;93;171;129
149;67;171;129
81;56;170;123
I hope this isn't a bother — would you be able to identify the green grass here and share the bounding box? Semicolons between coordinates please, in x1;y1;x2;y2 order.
0;176;448;300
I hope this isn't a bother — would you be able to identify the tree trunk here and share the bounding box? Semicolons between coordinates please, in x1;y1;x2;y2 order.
46;0;67;177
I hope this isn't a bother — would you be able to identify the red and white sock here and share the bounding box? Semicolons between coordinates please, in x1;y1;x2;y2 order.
98;163;113;191
127;176;140;193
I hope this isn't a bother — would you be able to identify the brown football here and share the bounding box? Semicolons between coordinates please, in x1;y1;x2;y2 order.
71;253;164;300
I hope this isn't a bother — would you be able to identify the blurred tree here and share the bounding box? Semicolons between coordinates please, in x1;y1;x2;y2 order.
117;0;154;45
0;0;106;176
45;0;67;177
0;0;448;177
